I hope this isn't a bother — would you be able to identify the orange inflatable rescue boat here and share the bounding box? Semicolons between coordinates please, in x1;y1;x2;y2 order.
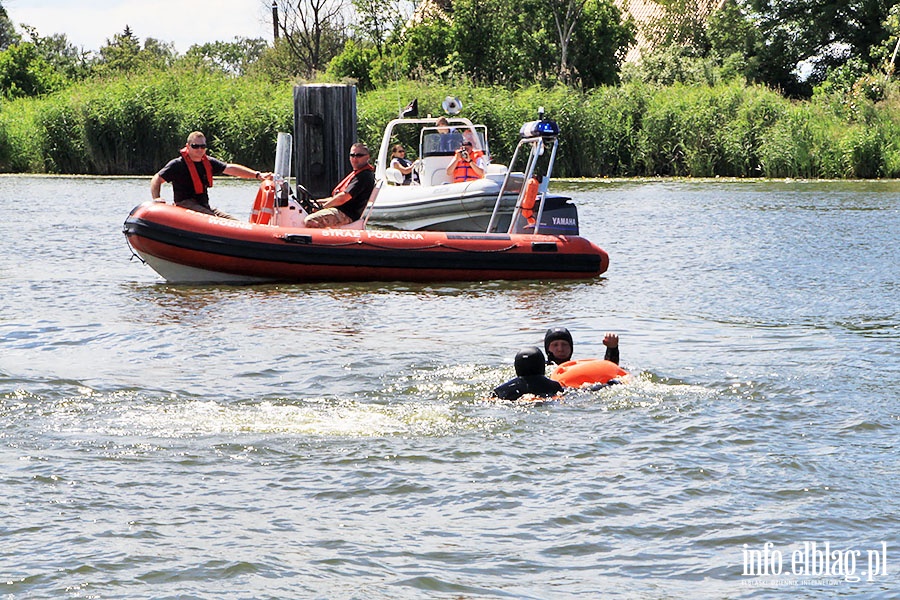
125;120;610;284
551;359;628;388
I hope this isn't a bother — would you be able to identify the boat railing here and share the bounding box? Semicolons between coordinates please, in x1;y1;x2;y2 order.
353;179;383;229
526;135;560;235
486;118;560;235
485;137;537;234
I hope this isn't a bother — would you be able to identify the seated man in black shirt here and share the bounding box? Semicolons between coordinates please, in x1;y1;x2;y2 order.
304;143;376;228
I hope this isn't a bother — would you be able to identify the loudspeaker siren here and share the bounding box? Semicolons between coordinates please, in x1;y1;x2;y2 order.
442;96;463;115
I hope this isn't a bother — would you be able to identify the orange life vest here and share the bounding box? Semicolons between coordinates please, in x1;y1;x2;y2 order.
332;164;375;195
452;150;484;182
179;147;214;195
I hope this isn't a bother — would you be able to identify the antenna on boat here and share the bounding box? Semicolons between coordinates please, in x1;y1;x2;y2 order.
441;96;463;115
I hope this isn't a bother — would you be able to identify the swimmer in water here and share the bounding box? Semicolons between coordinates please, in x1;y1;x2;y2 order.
493;347;564;401
544;326;619;366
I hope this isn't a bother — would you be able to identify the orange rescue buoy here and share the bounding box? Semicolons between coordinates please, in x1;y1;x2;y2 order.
551;359;628;388
249;180;276;225
520;176;539;225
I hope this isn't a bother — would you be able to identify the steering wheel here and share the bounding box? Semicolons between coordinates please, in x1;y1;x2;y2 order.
295;183;323;213
295;183;312;201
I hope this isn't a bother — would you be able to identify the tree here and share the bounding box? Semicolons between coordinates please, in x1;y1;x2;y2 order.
0;1;19;51
450;0;506;84
138;37;177;69
447;0;560;85
0;42;64;98
874;3;900;75
647;0;713;55
94;27;177;75
182;38;268;75
396;12;454;79
549;0;589;84
353;0;408;58
708;0;757;60
248;37;307;80
326;38;377;88
96;26;141;73
272;0;349;77
568;0;634;87
707;0;763;83
744;0;896;93
396;0;631;88
20;25;90;81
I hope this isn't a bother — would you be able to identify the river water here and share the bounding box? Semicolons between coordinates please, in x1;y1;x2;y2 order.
1;176;897;599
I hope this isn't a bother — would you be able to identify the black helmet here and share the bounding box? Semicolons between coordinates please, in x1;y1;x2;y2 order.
544;327;573;362
514;346;546;377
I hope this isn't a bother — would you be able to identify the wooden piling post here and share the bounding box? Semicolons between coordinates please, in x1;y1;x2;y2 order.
293;84;358;199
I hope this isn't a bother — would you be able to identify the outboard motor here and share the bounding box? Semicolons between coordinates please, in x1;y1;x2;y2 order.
534;196;579;235
510;195;580;236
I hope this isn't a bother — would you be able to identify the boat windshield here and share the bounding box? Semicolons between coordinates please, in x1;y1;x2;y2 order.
420;125;488;158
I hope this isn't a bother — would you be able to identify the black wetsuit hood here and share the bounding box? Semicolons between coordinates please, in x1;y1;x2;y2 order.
544;327;573;365
515;346;546;376
494;346;563;401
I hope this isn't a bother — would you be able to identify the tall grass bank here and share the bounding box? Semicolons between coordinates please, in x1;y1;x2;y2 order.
0;70;294;175
3;75;900;178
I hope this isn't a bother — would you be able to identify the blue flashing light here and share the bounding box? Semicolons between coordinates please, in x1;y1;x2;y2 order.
535;119;559;137
520;119;560;138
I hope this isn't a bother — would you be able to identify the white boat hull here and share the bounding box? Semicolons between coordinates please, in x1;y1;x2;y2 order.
367;178;519;231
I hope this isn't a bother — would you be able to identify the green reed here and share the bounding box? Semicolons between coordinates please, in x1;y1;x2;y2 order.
0;69;293;175
2;72;900;179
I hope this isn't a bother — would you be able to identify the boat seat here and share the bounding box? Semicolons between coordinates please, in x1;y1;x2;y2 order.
419;155;455;186
485;163;505;174
384;167;404;185
484;163;508;181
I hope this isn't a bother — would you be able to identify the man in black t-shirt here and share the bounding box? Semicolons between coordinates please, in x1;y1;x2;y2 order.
150;131;272;219
304;143;376;228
